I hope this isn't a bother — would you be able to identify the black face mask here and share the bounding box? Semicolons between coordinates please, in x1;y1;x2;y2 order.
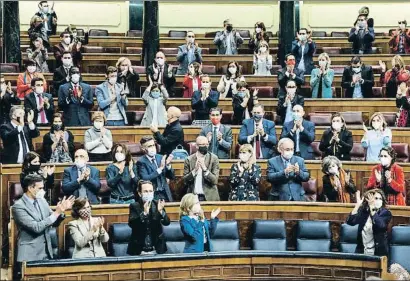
226;25;233;32
198;146;208;155
52;124;62;131
27;164;41;172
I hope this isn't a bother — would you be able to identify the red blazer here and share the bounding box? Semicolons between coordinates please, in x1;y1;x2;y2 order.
367;163;406;206
389;29;410;54
17;71;48;98
182;75;202;98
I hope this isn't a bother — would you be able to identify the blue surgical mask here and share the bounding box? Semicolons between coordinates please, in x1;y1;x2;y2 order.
253;114;263;121
237;91;246;98
142;192;154;202
292;113;302;121
151;91;160;99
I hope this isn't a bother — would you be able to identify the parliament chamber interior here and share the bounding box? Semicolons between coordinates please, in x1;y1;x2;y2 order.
1;0;410;280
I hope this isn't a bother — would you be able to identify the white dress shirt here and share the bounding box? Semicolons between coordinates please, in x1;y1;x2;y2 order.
11;122;34;164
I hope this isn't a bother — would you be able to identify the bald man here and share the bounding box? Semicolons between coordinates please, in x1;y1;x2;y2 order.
146;51;176;97
62;149;101;204
267;138;310;201
183;136;220;201
151;106;185;156
280;105;315;160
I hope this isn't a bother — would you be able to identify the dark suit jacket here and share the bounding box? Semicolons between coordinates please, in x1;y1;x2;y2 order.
117;71;140;97
280;119;315;160
24;92;54;125
321;171;356;202
346;207;392;256
153;120;184;156
53;43;82;68
342;65;375;98
0;92;21;125
53;66;73;96
191;90;219;120
147;63;176;97
238;118;277;159
291;40;316;75
62;165;101;204
136;155;175;202
277;67;305;94
348;27;375;54
267;155;310;201
42;130;75;161
34;11;57;35
127;200;170;255
319;128;353;161
0;122;40;164
276;93;305;120
199;124;233;159
58;82;93;126
232;93;256;125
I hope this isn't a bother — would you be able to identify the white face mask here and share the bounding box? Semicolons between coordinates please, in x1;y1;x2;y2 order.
399;24;406;30
328;166;339;175
115;152;126;162
27;66;36;73
239;152;251;163
156;58;165;66
141;192;154;203
299;35;307;41
35;189;45;200
319;61;327;68
255;28;262;33
35;86;44;94
188;38;195;44
352;66;361;73
228;67;237;74
147;148;156;157
372;121;382;130
283;151;294;160
374;199;383;209
202;82;210;89
63;37;71;45
62;58;72;67
287;88;296;95
380;157;391;167
71;74;80;84
75;159;86;169
94;121;104;130
358;21;366;29
108;77;117;85
42;7;49;14
260;47;267;53
332;122;342;131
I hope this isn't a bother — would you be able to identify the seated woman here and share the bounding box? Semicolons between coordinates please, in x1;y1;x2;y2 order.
141;79;168;127
346;189;392;257
229;144;261;201
17;59;48;98
20;151;55;203
379;55;410;98
310;52;335;98
179;193;220;253
320;156;356;203
183;62;202;98
232;81;259;125
43;113;74;163
106;143;138;204
361;112;392;162
26;36;49;73
85;112;113;162
68;197;109;258
367;146;406;206
191;74;219;126
277;79;305;124
396;81;410;127
253;41;273;76
319;113;353;161
217;61;246;98
116;57;140;97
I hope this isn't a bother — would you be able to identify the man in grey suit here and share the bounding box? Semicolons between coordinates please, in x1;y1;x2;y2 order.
176;31;202;75
267;138;310;201
199;107;232;159
213;19;244;55
12;174;74;276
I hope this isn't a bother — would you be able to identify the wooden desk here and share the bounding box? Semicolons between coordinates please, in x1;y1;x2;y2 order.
21;251;391;281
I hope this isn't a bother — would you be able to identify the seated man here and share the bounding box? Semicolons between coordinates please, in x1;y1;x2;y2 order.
146;51;176;97
213;19;244;55
277;79;305;124
349;14;375;54
0;74;21;125
151;106;185;156
183;136;220;201
199;107;233;159
342;56;374;98
24;77;54;126
53;51;74;96
53;31;82;68
238;104;276;159
280;105;315;160
277;54;305;95
137;136;175;202
127;180;170;255
58;67;93;126
0;107;39;164
291;28;316;75
62;149;101;204
12;174;73;277
267;138;310;201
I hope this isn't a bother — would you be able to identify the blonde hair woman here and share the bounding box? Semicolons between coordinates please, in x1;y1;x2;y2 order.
380;55;410;98
361;112;392;162
115;57;140;97
253;41;273;76
229;144;262;201
179;193;221;253
310;52;334;98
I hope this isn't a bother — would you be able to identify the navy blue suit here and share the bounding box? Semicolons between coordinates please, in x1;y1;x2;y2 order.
238;118;277;159
58;82;93;126
62;165;101;204
180;216;218;253
136;154;175;202
267;155;310;201
280;119;315;160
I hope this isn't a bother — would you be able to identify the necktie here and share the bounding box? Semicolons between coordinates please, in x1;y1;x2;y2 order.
212;127;218;154
255;135;261;159
295;129;300;153
73;85;78;98
19;131;28;158
38;94;46;123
